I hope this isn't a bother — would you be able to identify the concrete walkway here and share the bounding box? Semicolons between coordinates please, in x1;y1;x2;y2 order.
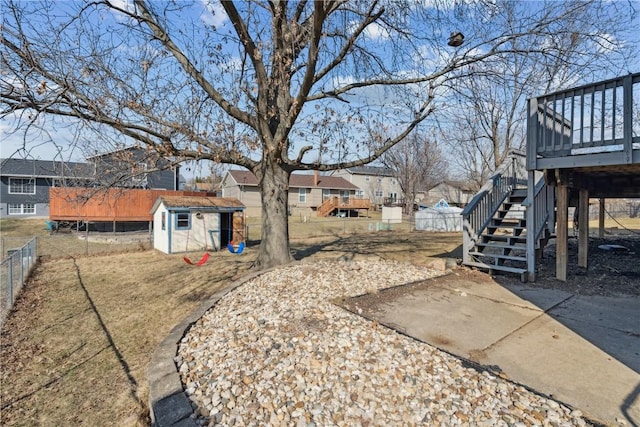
353;271;640;426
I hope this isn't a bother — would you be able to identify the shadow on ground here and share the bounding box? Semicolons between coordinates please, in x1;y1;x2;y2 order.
340;234;640;426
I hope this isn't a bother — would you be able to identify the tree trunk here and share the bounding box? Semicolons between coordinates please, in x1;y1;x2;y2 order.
256;163;293;269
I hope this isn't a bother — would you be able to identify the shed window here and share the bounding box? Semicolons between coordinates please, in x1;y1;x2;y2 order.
299;188;307;203
9;178;35;194
175;212;190;230
161;212;166;230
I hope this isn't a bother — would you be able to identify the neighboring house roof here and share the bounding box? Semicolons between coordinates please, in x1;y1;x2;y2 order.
194;182;217;192
152;196;245;213
341;165;395;177
227;170;359;190
85;146;144;160
0;158;94;178
427;180;476;193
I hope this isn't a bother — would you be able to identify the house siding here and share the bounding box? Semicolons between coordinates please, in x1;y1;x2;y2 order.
332;170;402;207
0;176;52;218
1;150;179;219
223;170;361;218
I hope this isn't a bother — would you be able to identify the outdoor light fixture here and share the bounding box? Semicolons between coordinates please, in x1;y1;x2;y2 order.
448;32;464;47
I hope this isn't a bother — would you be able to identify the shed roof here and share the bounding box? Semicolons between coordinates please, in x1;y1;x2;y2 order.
227;170;358;190
155;196;245;210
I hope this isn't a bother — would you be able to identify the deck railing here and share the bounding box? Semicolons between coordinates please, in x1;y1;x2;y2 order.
317;196;371;217
461;150;527;264
528;72;640;170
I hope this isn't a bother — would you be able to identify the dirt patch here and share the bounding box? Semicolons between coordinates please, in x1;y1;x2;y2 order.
497;233;640;297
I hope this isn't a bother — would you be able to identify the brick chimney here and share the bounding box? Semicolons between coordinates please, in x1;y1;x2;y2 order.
313;170;319;187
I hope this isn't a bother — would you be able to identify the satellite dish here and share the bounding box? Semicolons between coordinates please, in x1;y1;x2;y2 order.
448;32;464;47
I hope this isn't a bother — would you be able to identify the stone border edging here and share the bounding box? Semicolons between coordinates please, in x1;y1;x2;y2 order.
147;266;281;427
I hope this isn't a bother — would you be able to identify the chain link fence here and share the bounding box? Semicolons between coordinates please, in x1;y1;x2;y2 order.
1;232;153;328
1;238;37;328
1;232;153;260
245;214;453;242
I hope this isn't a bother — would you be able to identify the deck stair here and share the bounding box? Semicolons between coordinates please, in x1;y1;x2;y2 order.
465;188;530;278
462;150;555;281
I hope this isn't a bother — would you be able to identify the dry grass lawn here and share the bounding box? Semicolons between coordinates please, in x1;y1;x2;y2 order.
1;218;462;426
3;211;637;425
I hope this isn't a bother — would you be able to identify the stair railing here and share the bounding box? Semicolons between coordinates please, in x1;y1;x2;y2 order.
317;197;338;217
522;176;555;243
461;150;527;264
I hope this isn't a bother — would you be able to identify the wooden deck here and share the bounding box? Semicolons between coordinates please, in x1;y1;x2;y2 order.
49;188;216;222
317;196;371;217
526;72;640;281
527;72;640;196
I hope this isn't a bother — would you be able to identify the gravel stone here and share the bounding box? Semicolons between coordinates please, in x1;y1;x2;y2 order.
178;260;589;426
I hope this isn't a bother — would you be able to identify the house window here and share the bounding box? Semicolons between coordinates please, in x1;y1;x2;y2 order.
389;192;398;201
161;212;166;230
9;178;35;194
322;189;331;201
8;203;35;215
365;176;370;182
374;190;383;198
299;188;307;203
131;162;148;188
341;190;349;204
355;190;364;199
176;212;190;230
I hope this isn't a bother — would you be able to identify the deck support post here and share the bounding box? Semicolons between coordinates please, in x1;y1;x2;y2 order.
578;189;589;268
526;170;536;282
598;198;605;238
556;182;568;281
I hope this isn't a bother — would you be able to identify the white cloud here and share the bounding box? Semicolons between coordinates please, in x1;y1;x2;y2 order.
106;0;136;23
363;22;390;41
199;0;229;28
107;0;134;13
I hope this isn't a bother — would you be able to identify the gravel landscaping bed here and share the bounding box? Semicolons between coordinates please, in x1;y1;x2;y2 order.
177;260;589;426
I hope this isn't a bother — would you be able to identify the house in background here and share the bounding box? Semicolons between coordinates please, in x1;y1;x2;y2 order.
331;166;403;208
220;169;369;217
1;147;181;219
87;146;180;190
151;196;245;254
0;158;93;218
417;180;476;208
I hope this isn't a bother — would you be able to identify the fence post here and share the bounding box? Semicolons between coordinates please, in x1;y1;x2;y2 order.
7;256;13;309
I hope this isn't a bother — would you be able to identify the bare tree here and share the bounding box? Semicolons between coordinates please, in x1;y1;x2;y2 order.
2;0;635;268
440;1;637;188
381;133;447;214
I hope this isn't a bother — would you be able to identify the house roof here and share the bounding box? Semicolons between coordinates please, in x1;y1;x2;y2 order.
343;165;395;177
0;158;94;178
227;170;359;190
427;180;476;193
85;146;142;160
153;196;245;212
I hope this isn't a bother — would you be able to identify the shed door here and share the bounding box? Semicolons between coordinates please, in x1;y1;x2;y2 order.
220;212;232;247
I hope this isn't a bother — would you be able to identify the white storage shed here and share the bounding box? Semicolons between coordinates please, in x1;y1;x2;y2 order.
151;196;245;254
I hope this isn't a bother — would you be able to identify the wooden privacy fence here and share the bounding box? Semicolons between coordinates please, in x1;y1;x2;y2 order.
49;188;216;222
